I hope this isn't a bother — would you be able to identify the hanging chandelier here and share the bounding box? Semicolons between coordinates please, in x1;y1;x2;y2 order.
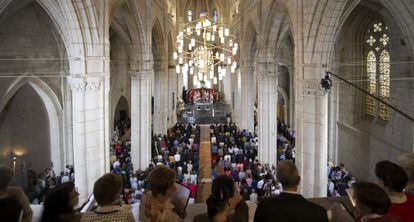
174;8;238;88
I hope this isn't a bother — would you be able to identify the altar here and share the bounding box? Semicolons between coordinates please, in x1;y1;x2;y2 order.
187;88;218;104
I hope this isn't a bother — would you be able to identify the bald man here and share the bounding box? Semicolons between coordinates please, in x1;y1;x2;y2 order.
253;160;328;222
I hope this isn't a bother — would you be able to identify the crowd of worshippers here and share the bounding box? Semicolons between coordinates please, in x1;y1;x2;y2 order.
151;123;201;200
209;124;284;202
23;165;75;205
1;152;413;222
110;117;135;205
109;120;202;205
276;120;296;162
327;163;354;197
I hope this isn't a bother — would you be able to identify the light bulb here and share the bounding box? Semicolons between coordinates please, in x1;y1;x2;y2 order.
176;65;180;74
221;69;226;77
179;57;183;65
227;57;231;65
173;52;177;60
232;47;237;55
225;28;229;37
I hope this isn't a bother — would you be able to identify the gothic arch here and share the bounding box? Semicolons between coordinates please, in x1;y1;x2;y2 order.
113;95;129;125
0;75;63;171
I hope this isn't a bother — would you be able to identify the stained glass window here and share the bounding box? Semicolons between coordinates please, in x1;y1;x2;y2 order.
366;51;376;116
365;21;390;121
379;50;390;120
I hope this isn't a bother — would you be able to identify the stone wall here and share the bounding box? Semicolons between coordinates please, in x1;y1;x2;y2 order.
0;84;50;179
0;2;67;175
332;3;414;182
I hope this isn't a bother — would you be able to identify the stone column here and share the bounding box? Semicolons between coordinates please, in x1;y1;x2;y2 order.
257;62;277;166
232;69;242;126
168;67;177;127
69;76;107;200
131;70;152;170
240;66;255;132
295;66;328;198
223;67;232;104
153;68;161;134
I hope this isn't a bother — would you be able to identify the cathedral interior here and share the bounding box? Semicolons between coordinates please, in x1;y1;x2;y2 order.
0;0;413;221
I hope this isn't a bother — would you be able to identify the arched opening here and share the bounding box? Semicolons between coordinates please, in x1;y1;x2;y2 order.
114;95;129;128
277;65;290;125
0;1;68;185
0;82;60;187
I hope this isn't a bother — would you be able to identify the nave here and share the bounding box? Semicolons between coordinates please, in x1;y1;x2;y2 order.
0;0;414;221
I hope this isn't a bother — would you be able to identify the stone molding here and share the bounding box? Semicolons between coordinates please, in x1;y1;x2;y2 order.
68;77;102;92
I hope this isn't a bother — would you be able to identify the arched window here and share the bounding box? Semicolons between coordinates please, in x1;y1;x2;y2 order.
365;21;390;121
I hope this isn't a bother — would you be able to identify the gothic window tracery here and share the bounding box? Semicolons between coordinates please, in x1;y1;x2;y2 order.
365;21;390;121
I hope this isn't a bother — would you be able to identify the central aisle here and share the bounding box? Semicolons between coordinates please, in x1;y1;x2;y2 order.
196;125;212;203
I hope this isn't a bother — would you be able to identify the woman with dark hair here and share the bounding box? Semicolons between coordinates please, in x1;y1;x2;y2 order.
353;182;401;222
41;182;81;222
194;175;248;222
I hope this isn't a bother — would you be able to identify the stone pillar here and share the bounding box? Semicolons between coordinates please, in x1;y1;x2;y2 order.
240;66;255;132
232;69;242;126
257;62;277;166
295;66;328;198
131;70;152;170
69;77;108;200
168;67;177;127
153;68;161;134
223;67;232;104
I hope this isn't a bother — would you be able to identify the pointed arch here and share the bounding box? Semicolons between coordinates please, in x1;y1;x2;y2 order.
152;18;166;67
243;21;258;65
0;75;63;171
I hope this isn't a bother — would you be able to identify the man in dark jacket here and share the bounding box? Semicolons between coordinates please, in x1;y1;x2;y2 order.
254;160;328;222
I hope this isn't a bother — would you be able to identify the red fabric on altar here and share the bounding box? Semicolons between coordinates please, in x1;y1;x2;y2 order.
187;88;218;104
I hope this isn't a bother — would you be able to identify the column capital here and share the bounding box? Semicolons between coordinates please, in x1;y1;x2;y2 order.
68;77;102;93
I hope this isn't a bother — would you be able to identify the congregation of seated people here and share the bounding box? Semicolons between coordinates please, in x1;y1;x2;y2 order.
109;121;201;204
1;139;413;221
150;123;201;200
210;123;286;202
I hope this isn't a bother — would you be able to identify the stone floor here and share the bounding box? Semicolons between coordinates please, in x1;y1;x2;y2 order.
196;125;212;203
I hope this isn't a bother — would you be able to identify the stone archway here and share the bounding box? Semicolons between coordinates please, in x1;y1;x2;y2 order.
0;76;63;174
